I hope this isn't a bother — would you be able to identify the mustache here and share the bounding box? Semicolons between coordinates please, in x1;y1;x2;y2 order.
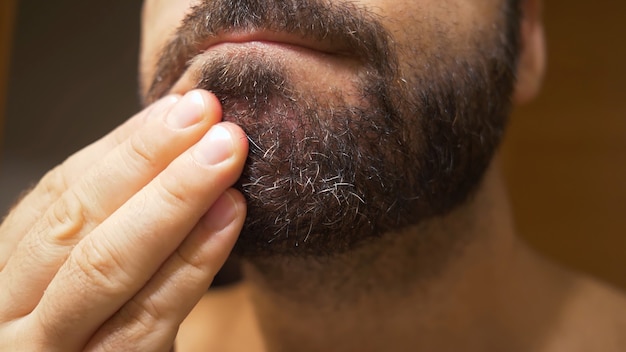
145;0;393;104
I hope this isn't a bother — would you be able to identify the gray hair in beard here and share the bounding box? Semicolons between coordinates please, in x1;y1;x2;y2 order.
146;0;522;257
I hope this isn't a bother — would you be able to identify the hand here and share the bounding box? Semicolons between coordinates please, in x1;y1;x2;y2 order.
0;90;248;351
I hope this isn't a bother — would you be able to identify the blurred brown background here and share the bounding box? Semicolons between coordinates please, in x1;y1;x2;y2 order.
1;1;625;289
501;1;626;288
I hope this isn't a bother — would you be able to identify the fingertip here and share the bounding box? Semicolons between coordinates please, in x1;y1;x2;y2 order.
225;188;247;223
145;90;221;128
217;121;250;154
191;121;249;167
202;189;246;234
185;89;222;126
143;94;181;122
200;90;223;122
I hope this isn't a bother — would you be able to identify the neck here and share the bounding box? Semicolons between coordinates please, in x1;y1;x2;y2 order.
241;161;576;352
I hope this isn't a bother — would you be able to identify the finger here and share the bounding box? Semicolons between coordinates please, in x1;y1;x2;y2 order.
30;122;248;350
85;189;246;352
0;90;221;319
0;95;179;268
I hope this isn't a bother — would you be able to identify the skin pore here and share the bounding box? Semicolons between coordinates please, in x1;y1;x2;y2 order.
139;0;626;351
143;0;520;257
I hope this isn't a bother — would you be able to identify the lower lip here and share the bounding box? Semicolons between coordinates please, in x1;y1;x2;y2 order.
169;41;358;96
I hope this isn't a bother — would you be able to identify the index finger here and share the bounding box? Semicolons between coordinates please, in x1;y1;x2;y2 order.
0;95;179;268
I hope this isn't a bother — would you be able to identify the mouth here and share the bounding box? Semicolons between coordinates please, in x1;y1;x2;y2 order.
199;30;353;57
165;30;362;97
143;1;391;105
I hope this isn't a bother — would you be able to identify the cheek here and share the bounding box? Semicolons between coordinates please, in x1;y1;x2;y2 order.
140;0;196;95
377;1;502;67
370;0;497;42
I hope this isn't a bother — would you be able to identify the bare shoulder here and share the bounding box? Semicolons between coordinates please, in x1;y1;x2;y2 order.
176;282;265;352
541;276;626;352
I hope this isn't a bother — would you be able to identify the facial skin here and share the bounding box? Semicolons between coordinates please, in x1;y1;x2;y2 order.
4;1;626;351
140;0;520;257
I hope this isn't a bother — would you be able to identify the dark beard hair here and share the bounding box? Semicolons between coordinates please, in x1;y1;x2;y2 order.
146;0;521;257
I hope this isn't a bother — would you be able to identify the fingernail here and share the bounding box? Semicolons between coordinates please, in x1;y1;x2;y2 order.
193;125;234;165
166;90;205;129
203;192;238;231
146;95;180;121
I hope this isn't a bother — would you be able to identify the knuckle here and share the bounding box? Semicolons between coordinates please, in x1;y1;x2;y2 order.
125;133;159;172
39;165;70;202
173;246;208;275
154;176;189;208
125;296;163;330
94;299;168;351
42;189;86;245
68;238;134;295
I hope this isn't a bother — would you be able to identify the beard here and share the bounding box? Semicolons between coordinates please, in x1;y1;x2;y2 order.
146;0;521;257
